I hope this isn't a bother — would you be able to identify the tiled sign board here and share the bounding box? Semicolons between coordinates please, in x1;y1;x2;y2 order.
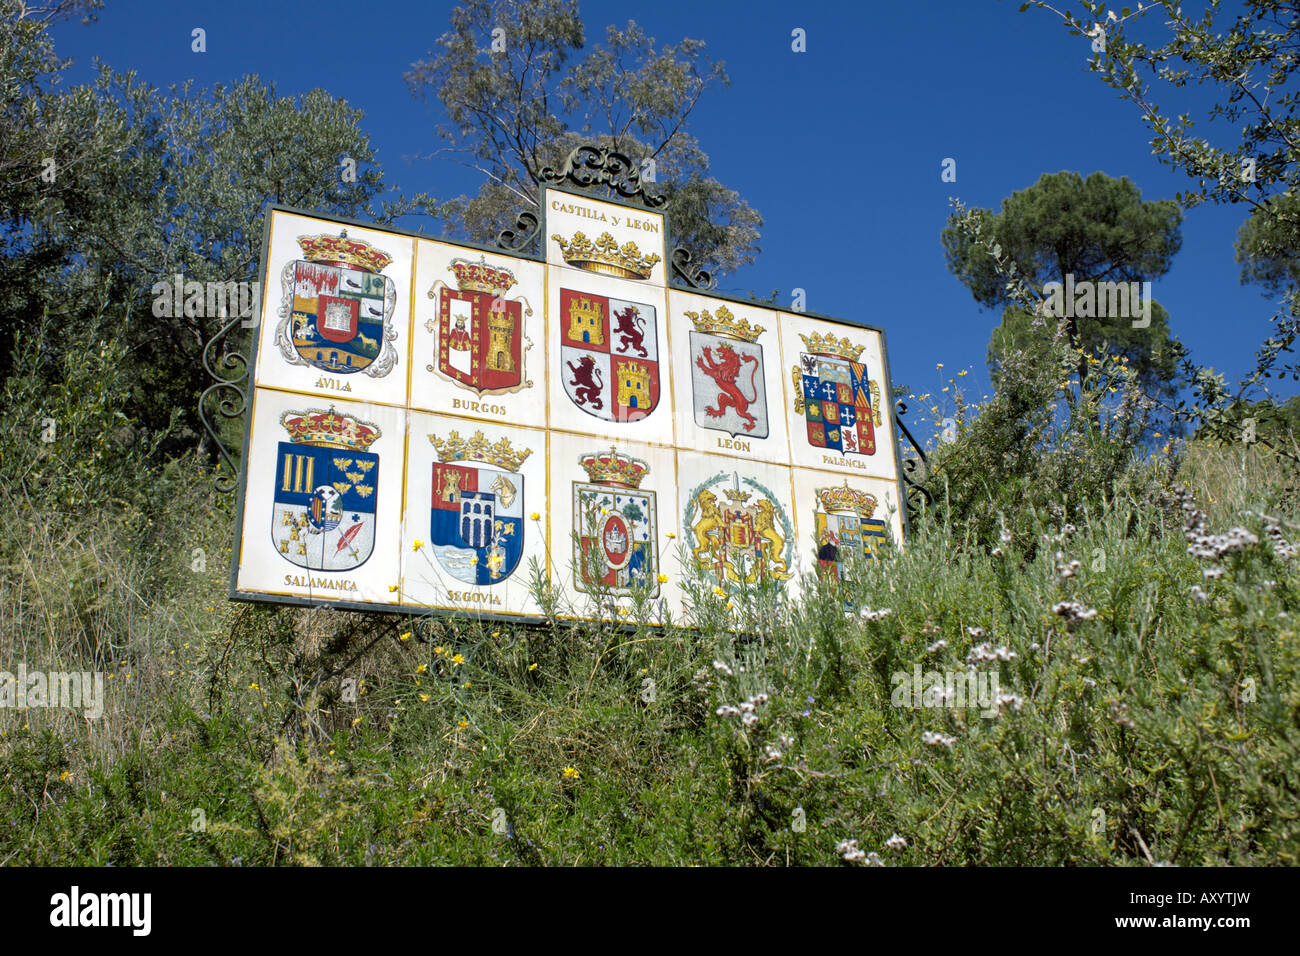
230;186;907;622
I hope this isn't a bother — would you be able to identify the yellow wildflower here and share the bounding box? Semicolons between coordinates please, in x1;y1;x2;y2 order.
416;663;428;674
457;718;469;731
562;767;581;780
528;663;537;672
412;539;424;551
530;511;541;521
451;653;465;667
657;573;669;584
419;694;430;703
399;631;411;641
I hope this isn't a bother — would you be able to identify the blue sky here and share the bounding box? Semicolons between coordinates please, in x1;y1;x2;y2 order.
50;0;1293;440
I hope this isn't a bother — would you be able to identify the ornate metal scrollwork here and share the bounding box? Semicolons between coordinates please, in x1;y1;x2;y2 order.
538;143;667;208
200;313;252;493
670;246;717;291
894;399;933;525
495;210;540;254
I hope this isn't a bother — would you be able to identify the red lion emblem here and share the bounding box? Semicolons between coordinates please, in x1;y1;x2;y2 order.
612;305;648;358
696;344;760;432
567;355;605;409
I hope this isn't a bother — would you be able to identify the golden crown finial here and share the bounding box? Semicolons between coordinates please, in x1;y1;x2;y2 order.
799;331;865;362
551;230;661;280
578;447;649;488
428;430;532;473
684;305;765;343
447;256;516;298
296;232;392;274
816;481;877;519
280;409;381;451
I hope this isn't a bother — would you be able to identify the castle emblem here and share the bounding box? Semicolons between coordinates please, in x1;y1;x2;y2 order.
687;305;768;439
558;287;660;422
814;481;889;581
684;472;795;587
792;332;882;456
572;448;658;597
427;429;532;586
272;409;380;571
273;231;399;377
426;256;533;395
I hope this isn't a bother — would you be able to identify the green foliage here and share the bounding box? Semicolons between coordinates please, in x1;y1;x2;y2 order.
943;171;1184;409
1026;1;1300;448
404;0;762;276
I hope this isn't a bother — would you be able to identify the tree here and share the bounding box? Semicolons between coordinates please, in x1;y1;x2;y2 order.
942;170;1184;405
1025;0;1300;453
404;0;761;277
1;7;436;457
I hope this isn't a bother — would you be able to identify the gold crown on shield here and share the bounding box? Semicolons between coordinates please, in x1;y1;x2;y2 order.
550;230;661;280
296;231;392;274
817;481;877;519
684;305;764;343
799;331;865;362
448;257;516;298
579;447;649;488
280;408;381;451
428;429;531;473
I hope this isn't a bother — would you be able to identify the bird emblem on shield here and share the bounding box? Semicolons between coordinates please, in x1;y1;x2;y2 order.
273;232;399;376
558;288;660;423
272;409;380;571
572;448;658;597
791;332;882;456
425;256;533;395
686;305;768;438
427;429;532;585
685;472;795;588
814;481;889;581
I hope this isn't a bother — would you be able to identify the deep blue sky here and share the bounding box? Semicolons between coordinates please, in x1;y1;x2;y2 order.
50;0;1293;439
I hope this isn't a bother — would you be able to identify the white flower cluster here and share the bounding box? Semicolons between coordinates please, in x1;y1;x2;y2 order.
922;730;956;748
926;639;948;654
1263;515;1298;561
884;833;908;850
1173;485;1267;574
859;606;893;622
835;840;885;866
1189;584;1208;602
712;659;734;677
994;691;1023;714
1108;699;1135;729
1052;600;1098;630
966;642;1016;664
762;732;796;763
1056;553;1082;581
716;692;770;728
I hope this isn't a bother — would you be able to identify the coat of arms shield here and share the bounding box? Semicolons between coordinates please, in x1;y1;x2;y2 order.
685;305;768;438
814;482;888;581
792;332;882;456
427;430;532;585
425;256;533;395
559;288;660;422
273;232;398;377
685;471;795;588
271;409;380;571
572;448;658;596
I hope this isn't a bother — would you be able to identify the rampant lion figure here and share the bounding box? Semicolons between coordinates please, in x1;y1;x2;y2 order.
752;499;791;578
612;305;648;357
690;490;725;566
696;344;760;431
567;355;605;409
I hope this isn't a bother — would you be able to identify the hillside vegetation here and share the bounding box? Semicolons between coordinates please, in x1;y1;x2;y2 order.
2;326;1297;866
